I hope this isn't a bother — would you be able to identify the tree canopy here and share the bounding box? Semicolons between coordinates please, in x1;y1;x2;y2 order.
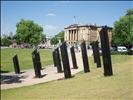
1;35;12;46
112;9;133;46
50;31;64;45
16;19;44;45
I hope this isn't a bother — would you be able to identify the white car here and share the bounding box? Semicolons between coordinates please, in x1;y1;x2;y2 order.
117;46;127;52
38;44;46;49
130;47;133;51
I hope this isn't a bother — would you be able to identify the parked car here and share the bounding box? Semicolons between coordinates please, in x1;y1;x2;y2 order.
117;46;127;52
111;47;117;51
38;44;46;49
20;43;31;48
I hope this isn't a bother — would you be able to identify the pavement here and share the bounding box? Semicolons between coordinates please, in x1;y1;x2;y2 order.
1;49;93;90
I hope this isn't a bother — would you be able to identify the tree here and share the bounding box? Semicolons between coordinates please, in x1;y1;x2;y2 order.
16;19;44;45
1;35;12;46
50;37;59;45
41;34;46;43
56;31;64;42
112;9;133;47
50;31;64;45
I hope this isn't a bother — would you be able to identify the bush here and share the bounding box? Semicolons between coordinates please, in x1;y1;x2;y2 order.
1;36;12;46
127;50;133;55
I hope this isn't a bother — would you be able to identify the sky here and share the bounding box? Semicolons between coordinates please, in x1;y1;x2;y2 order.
1;1;133;37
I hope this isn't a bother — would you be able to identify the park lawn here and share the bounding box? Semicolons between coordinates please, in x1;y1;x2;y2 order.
0;48;53;73
1;55;133;100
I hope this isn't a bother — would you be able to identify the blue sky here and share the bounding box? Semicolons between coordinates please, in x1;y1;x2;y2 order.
1;1;133;37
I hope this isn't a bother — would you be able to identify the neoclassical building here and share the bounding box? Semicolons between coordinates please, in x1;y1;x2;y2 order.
64;24;112;46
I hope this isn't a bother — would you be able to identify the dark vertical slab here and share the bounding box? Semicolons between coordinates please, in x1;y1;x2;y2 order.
60;42;71;78
99;26;113;76
81;41;90;73
92;42;97;63
70;46;78;69
55;48;62;73
13;54;20;74
94;41;101;68
36;50;42;70
32;50;41;78
52;50;57;67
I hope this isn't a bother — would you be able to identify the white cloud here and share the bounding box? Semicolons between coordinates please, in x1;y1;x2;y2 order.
46;13;56;16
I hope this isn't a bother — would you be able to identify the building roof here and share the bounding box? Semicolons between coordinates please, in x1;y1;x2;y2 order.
64;24;80;29
64;24;112;30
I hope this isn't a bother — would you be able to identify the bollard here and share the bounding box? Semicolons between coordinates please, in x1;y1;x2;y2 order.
36;50;42;70
55;48;62;73
32;50;41;78
13;54;20;74
92;42;97;63
70;46;78;69
60;42;71;78
94;41;101;68
52;50;57;67
99;26;113;76
81;41;90;73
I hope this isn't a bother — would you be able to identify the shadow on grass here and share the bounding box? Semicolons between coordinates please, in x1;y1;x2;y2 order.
57;75;75;81
1;74;28;84
0;70;10;73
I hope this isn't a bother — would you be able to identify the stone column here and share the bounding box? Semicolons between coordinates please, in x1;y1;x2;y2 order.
69;31;70;41
73;30;74;41
73;30;75;41
69;30;70;41
69;30;71;45
71;30;73;40
74;30;76;41
77;30;78;41
75;30;77;41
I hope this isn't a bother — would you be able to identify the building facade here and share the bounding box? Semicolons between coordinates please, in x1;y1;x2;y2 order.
64;24;112;46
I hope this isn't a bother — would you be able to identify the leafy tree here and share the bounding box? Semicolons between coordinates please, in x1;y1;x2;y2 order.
50;31;64;45
56;31;64;42
41;34;46;43
112;9;133;46
1;35;12;46
50;37;59;45
16;19;44;45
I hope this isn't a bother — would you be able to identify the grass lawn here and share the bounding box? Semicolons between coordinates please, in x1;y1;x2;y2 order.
1;55;133;100
0;48;53;73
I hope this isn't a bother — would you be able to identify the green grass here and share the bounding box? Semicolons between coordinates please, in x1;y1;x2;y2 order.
1;55;133;100
1;48;53;72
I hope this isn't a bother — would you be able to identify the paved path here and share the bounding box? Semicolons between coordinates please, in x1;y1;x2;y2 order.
1;49;93;90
